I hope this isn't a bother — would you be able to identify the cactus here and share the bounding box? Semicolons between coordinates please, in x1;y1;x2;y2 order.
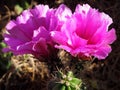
51;71;83;90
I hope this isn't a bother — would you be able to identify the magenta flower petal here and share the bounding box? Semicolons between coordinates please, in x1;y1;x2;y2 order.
3;4;72;59
6;20;16;30
16;10;32;24
33;27;50;41
32;38;49;57
93;45;112;59
15;42;34;54
3;34;24;48
51;4;116;60
104;28;116;44
74;4;113;40
30;4;49;17
55;4;72;21
51;31;67;45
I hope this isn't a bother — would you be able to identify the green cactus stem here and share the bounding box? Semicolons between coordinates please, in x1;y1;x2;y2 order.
51;71;83;90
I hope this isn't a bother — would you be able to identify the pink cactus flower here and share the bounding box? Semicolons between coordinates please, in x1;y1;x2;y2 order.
51;4;116;60
3;4;72;58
